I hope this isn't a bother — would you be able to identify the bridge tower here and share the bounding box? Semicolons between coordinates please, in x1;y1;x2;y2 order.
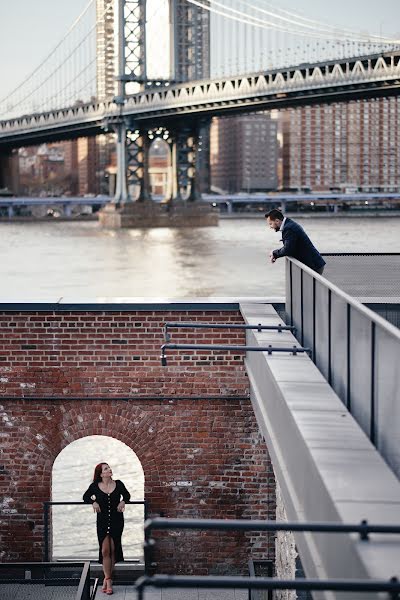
170;0;211;196
111;0;211;205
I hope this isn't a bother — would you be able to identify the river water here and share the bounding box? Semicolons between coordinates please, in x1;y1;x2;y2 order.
2;215;400;560
1;216;399;299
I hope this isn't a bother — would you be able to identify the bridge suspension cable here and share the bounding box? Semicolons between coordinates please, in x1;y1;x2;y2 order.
0;0;102;120
187;0;400;77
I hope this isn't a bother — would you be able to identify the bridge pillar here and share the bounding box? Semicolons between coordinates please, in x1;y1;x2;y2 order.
187;124;202;202
170;128;192;203
126;126;151;202
114;121;130;203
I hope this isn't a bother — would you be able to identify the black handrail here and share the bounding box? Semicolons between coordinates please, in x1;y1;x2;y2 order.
43;500;147;562
164;321;296;342
160;343;311;366
142;517;400;595
135;574;400;599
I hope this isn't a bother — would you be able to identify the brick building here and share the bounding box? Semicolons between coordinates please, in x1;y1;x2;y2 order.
281;97;400;192
210;113;278;193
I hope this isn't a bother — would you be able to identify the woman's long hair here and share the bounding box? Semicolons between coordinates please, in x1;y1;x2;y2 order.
93;462;108;483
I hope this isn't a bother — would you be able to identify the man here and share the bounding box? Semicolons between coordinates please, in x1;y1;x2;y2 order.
265;209;326;274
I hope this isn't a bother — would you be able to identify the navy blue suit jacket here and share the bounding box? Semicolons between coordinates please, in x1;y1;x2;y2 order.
272;218;326;271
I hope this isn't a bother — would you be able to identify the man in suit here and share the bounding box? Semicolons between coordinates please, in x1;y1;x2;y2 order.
265;209;326;274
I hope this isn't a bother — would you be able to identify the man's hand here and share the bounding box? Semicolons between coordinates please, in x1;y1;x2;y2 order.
270;252;276;264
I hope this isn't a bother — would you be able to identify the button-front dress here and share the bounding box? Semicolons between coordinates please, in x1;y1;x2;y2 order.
83;480;131;563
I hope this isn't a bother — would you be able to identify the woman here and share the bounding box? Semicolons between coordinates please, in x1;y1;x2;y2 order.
83;463;131;595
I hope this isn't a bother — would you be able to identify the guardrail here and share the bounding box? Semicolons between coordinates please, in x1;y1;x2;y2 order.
160;343;311;366
0;562;94;600
43;500;147;562
136;517;400;599
286;256;400;479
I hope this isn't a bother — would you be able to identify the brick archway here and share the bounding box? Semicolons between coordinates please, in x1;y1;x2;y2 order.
0;307;275;573
1;398;274;572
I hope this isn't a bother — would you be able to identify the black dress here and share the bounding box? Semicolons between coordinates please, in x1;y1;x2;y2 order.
83;480;131;563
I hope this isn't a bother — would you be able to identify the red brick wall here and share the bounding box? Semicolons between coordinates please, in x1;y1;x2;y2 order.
0;309;275;573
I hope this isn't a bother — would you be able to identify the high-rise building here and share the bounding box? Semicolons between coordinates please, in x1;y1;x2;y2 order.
210;113;279;193
96;0;116;101
281;97;400;192
77;137;99;195
170;0;210;82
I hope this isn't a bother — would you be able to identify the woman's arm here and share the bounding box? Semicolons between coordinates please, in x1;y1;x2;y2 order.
118;480;131;503
83;482;96;503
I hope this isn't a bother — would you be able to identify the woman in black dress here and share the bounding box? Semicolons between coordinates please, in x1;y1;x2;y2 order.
83;463;131;595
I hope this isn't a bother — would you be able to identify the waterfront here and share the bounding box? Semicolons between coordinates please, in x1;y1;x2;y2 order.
1;216;400;299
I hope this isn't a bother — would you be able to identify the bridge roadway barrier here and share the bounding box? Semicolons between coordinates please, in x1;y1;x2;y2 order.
241;301;400;600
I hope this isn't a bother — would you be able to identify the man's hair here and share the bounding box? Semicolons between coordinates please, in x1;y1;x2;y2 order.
265;209;284;221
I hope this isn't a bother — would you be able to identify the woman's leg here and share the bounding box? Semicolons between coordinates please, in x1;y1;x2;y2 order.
110;536;116;575
101;535;113;585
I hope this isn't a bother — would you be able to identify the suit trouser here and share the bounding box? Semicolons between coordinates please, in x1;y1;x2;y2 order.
315;266;325;275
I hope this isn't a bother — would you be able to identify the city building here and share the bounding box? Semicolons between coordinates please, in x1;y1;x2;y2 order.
148;139;171;198
281;97;400;192
210;113;279;193
96;0;116;101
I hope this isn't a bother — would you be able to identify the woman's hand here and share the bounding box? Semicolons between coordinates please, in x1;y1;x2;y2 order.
117;501;125;512
92;501;101;513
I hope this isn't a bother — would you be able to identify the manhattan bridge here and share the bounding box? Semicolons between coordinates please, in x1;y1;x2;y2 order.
0;0;399;203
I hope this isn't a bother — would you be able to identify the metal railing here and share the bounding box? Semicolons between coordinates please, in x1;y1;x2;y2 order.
321;253;400;299
136;517;400;599
0;562;94;600
164;321;296;342
286;256;400;480
160;343;311;366
43;500;148;562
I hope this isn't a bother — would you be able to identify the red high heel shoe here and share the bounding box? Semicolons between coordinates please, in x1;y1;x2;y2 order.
105;578;113;595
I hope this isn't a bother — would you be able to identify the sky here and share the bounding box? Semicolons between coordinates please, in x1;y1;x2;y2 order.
0;0;399;98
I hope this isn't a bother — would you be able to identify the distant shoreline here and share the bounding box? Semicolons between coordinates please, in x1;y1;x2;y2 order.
220;211;400;219
1;211;400;224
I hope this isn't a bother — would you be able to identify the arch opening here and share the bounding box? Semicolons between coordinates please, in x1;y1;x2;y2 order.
149;137;172;200
51;435;144;562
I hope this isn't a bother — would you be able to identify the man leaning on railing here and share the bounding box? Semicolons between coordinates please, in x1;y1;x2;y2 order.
265;208;326;274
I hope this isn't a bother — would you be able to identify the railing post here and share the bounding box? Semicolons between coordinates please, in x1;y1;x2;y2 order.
289;260;293;327
346;303;351;411
312;276;316;362
43;502;49;562
370;322;376;444
328;288;332;385
300;268;304;346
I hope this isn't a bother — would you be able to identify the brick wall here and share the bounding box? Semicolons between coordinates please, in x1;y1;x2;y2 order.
0;308;275;573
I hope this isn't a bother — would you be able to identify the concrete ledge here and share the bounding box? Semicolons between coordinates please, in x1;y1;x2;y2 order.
241;302;400;600
0;297;284;311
